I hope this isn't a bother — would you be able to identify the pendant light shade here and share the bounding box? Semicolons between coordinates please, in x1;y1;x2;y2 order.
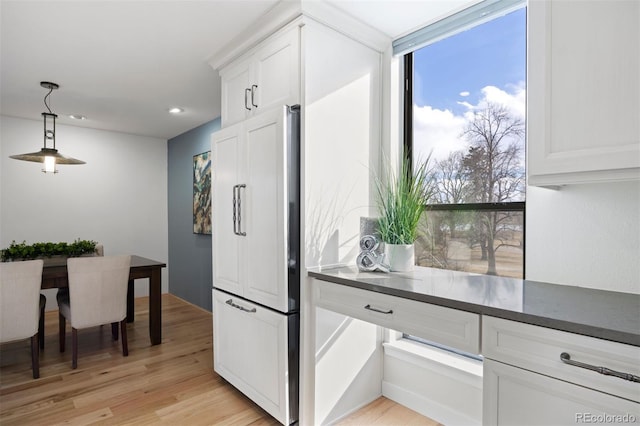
9;81;85;173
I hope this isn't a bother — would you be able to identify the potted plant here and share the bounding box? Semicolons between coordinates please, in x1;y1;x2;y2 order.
376;156;434;271
1;239;98;263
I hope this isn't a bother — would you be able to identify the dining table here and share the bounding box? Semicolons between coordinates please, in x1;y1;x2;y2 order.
40;255;167;345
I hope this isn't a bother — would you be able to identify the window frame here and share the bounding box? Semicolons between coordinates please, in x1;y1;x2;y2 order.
403;35;526;278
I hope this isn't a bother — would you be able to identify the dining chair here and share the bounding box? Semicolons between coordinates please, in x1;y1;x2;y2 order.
0;259;45;379
57;255;131;369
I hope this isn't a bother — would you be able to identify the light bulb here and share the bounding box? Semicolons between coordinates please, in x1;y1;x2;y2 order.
43;156;57;173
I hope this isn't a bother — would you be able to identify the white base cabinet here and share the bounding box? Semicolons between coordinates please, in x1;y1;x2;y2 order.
213;289;293;425
483;316;640;425
484;359;639;425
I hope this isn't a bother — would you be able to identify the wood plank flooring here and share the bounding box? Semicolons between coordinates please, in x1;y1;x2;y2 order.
1;294;437;425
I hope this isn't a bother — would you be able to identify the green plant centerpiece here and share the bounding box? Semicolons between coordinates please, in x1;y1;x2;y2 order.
376;156;434;271
1;239;98;262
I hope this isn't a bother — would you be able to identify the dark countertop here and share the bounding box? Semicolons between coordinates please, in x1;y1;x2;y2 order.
308;266;640;347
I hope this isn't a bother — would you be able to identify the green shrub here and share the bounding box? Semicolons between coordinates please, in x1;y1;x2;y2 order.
1;239;97;261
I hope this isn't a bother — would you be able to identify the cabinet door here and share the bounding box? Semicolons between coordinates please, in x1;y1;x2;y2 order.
528;0;640;185
253;27;300;114
483;359;640;426
220;56;252;128
213;289;290;425
212;124;243;297
243;108;289;312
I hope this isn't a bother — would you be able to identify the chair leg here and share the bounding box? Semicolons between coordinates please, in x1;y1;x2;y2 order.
39;300;45;350
31;334;40;379
111;322;119;341
120;319;129;357
72;328;78;369
59;312;66;353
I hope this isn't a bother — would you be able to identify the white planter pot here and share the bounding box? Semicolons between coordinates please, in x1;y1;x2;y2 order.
384;243;415;272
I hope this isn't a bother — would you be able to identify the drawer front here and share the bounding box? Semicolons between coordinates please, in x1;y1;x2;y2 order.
314;279;480;354
483;316;640;402
213;289;291;424
484;359;640;425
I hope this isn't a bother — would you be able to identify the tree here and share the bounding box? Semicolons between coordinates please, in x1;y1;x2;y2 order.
460;102;525;275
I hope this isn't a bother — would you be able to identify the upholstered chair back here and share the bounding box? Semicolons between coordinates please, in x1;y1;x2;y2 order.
65;255;131;330
0;259;44;343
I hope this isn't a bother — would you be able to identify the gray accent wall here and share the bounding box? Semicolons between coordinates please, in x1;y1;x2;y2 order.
168;118;220;311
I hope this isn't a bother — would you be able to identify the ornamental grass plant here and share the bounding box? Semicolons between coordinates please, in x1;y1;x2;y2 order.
376;156;434;245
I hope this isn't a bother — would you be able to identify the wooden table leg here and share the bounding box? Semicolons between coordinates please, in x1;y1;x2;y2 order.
127;280;135;323
149;267;162;345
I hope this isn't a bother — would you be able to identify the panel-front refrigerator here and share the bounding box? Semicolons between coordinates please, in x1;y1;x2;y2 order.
211;105;300;425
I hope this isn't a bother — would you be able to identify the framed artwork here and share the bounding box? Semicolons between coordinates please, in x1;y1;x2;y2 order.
193;151;212;234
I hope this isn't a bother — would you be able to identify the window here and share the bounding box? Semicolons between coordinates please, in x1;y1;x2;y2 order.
401;2;526;278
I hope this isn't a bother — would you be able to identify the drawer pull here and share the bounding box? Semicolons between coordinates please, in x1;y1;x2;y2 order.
560;352;640;383
364;304;393;315
226;298;257;313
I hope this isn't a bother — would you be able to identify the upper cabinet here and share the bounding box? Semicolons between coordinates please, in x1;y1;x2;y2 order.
527;0;640;186
220;27;300;127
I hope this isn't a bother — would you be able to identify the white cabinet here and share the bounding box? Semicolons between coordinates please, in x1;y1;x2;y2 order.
212;289;292;425
314;279;481;354
482;316;640;425
212;107;289;313
484;359;639;425
220;27;299;127
527;0;640;186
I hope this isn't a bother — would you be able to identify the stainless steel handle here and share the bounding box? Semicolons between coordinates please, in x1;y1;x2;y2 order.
251;84;258;108
237;184;246;236
226;298;256;313
245;88;252;110
364;304;393;315
560;352;640;383
232;185;239;235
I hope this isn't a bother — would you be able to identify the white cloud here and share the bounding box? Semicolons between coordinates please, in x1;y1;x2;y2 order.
459;91;470;97
413;105;467;164
479;83;526;119
413;84;526;164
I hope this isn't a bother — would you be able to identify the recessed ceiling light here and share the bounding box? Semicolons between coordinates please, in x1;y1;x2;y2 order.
168;107;184;114
69;114;87;120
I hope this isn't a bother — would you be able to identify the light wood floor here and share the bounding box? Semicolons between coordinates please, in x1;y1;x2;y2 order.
0;294;438;425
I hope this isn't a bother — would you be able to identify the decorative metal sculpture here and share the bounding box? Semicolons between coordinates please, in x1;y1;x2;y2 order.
356;235;389;272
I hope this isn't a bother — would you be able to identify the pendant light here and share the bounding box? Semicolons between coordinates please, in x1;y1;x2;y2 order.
9;81;85;173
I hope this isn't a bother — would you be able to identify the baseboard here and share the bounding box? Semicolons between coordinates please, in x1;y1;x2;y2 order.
382;381;481;426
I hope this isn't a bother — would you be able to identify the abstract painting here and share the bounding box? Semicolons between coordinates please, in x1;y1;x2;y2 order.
193;151;212;234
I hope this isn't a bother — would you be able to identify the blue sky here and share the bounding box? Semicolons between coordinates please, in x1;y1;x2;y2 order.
411;7;527;166
413;7;526;115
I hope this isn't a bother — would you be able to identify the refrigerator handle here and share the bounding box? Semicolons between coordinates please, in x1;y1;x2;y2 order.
237;184;247;236
226;298;256;313
251;85;258;108
244;88;252;111
232;185;239;235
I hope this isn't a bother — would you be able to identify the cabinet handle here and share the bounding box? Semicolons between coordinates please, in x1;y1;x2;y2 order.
232;185;238;235
245;88;252;110
236;184;246;236
226;298;256;313
560;352;640;383
251;84;258;108
364;304;393;315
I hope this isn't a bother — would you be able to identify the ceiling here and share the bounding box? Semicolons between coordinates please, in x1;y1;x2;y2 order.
0;0;475;140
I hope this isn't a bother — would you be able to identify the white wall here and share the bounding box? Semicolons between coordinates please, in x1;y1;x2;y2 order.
303;19;381;269
300;19;384;425
0;115;169;308
526;181;640;294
